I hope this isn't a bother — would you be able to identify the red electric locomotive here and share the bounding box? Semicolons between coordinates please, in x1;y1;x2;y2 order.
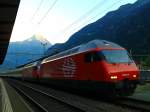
22;39;139;96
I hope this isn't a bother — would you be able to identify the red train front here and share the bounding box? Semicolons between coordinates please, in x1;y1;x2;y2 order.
23;40;139;96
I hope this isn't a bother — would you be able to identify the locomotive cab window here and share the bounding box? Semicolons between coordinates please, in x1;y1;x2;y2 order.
101;50;133;63
85;51;103;63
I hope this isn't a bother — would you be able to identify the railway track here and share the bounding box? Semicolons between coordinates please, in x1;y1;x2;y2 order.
7;79;85;112
114;97;150;112
6;79;149;112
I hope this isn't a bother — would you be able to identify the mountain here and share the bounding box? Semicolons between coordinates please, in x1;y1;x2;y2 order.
46;0;150;56
0;35;51;70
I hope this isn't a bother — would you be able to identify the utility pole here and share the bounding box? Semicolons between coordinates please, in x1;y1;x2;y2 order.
41;42;47;56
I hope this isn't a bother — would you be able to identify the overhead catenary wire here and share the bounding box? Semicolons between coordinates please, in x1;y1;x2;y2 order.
62;0;107;32
30;0;45;21
38;0;59;24
28;0;58;38
29;0;121;43
65;0;122;35
83;0;122;25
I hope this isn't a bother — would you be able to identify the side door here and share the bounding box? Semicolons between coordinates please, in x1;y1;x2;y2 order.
84;52;94;80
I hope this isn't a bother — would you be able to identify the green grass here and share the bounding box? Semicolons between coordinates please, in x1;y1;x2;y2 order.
135;83;150;93
130;83;150;102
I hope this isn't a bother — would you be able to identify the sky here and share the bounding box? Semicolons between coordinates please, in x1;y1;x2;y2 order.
10;0;137;44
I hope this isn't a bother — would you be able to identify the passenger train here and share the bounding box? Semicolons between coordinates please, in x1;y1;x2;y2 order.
7;40;140;96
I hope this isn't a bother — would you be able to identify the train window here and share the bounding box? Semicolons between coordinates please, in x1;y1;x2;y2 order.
101;50;133;63
33;66;37;70
85;52;103;63
85;53;92;63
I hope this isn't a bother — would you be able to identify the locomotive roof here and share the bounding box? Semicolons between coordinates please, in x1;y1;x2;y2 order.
78;39;123;52
43;39;123;62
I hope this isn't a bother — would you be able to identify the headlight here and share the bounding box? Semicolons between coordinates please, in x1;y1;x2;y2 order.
110;76;117;79
133;75;136;78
